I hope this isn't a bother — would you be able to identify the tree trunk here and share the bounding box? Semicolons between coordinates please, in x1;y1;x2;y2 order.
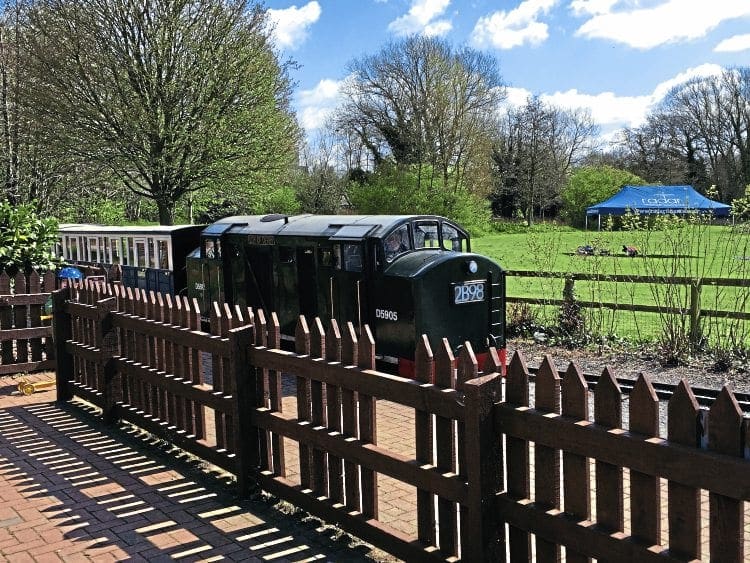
157;198;175;226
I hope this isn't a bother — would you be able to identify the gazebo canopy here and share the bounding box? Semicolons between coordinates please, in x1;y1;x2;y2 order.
586;185;730;218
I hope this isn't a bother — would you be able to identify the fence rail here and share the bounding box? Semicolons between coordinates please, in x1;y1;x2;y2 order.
505;269;750;343
0;269;57;375
53;280;750;562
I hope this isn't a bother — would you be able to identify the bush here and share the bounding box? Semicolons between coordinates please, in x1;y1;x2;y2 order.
0;201;61;273
349;163;492;234
561;166;645;228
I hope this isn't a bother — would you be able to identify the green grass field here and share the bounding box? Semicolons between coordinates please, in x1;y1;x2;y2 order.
472;224;750;348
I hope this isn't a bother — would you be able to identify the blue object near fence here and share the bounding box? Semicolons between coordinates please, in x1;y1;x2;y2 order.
58;266;83;280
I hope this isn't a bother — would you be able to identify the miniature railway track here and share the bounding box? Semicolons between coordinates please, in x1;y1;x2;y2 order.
525;365;750;414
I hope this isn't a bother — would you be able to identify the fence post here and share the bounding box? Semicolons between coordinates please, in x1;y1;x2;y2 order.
97;297;119;424
689;279;701;345
229;324;256;497
462;372;504;562
52;288;73;402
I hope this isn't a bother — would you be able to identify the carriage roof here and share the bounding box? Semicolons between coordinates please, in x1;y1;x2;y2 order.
208;214;464;240
58;224;203;236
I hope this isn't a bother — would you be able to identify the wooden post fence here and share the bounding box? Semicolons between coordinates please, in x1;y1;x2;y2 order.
49;284;750;563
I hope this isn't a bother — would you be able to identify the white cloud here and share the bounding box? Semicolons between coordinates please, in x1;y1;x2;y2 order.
388;0;453;37
471;0;559;50
267;1;321;50
574;0;750;49
715;33;750;53
504;64;725;135
569;0;618;17
297;78;345;132
650;63;724;101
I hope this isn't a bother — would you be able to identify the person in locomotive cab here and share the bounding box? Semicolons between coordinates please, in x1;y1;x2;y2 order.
385;229;408;262
205;239;216;259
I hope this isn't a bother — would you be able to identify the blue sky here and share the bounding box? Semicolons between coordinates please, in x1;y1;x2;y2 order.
265;0;750;143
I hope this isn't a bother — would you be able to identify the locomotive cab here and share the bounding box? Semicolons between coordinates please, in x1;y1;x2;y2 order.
186;222;234;319
370;220;504;374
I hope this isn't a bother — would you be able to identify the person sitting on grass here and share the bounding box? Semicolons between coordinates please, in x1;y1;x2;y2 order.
622;245;639;257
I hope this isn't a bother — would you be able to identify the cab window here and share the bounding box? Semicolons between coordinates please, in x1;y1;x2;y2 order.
343;244;363;272
383;225;410;263
441;223;466;252
414;222;439;248
204;238;222;259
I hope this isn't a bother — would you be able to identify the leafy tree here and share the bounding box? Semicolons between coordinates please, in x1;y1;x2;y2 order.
24;0;299;225
617;67;750;203
731;184;750;222
617;112;708;188
0;200;59;273
561;165;645;228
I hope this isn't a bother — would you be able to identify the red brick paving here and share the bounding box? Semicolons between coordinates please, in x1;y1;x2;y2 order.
0;373;392;562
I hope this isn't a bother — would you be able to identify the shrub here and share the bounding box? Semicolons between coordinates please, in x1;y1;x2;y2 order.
561;166;646;228
0;201;61;274
348;163;492;234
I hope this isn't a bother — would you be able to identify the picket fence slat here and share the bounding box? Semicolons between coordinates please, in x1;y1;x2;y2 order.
629;374;661;546
534;355;561;563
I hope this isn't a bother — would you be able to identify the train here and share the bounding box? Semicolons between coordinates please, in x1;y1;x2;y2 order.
57;214;506;375
185;214;506;374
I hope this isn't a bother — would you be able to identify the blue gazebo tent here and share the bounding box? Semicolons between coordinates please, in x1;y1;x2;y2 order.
585;185;731;229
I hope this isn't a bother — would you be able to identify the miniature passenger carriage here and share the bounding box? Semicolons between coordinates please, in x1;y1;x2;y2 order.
57;224;203;295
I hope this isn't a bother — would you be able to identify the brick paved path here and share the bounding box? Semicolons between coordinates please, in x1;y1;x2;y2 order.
0;374;391;562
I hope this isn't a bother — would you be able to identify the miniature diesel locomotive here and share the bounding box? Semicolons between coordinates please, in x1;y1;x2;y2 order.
186;214;506;374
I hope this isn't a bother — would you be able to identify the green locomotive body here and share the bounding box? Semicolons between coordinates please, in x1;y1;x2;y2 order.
186;214;505;374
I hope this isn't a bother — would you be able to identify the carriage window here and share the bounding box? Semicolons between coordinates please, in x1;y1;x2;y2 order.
134;239;147;268
333;245;342;270
110;238;121;265
415;223;439;248
157;239;169;269
343;244;363;272
441;224;465;252
384;225;410;263
88;238;99;262
68;237;78;261
278;246;295;264
128;237;136;266
147;238;156;268
319;247;333;268
123;237;131;265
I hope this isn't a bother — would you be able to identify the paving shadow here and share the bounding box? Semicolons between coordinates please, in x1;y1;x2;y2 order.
0;398;386;561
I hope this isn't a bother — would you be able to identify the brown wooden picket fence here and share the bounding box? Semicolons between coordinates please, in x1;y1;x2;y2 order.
53;280;750;562
0;269;57;375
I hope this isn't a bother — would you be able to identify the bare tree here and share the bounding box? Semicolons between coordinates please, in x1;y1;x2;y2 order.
493;96;598;222
295;131;349;213
334;35;505;198
24;0;298;224
634;67;750;202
